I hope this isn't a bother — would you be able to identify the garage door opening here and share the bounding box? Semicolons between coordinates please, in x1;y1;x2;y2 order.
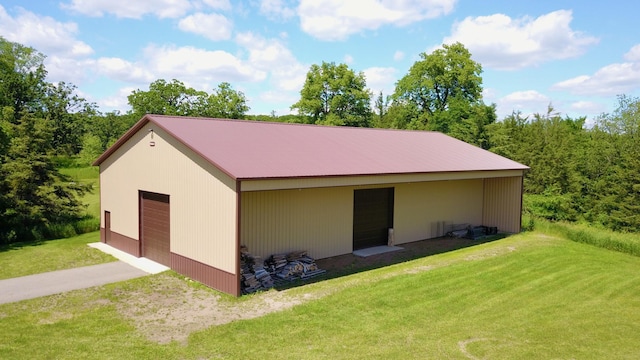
353;187;394;250
139;191;170;266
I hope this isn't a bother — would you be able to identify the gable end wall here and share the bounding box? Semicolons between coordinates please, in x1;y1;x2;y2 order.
99;123;238;274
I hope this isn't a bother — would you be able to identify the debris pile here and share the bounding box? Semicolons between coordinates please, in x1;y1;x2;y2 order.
446;225;498;240
240;246;327;294
240;245;274;294
265;250;326;281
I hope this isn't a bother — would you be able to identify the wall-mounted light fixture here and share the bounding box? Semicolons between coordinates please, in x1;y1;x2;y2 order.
149;129;155;147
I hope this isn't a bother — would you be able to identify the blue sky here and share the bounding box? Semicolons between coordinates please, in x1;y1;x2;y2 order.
1;0;639;122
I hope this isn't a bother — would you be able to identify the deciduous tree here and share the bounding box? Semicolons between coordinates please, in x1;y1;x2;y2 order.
128;79;250;119
202;82;249;119
392;42;493;141
0;38;90;242
291;62;372;127
128;79;205;116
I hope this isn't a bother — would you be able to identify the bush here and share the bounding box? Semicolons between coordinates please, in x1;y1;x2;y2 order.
72;217;100;234
524;193;577;222
44;223;78;239
531;217;640;257
521;215;535;232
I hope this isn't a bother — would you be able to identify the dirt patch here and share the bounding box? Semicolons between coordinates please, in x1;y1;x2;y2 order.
113;275;311;344
114;236;512;344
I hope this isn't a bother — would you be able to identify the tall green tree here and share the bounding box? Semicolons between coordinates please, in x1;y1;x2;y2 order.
201;82;249;119
0;38;90;242
128;79;249;119
128;79;205;116
291;61;372;127
391;42;494;143
0;37;47;118
0;111;89;242
393;42;483;117
584;95;640;230
43;81;97;155
86;111;137;152
371;91;392;128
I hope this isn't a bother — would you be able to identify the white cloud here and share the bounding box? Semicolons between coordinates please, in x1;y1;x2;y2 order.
201;0;231;11
624;44;640;62
344;54;354;64
259;0;295;21
178;12;233;41
363;67;397;97
44;56;94;84
298;0;456;41
94;44;266;90
90;44;268;110
0;5;93;58
0;5;95;84
256;90;299;114
569;101;606;115
145;45;266;84
551;45;640;96
442;10;599;70
235;32;307;92
393;50;405;61
496;90;551;118
95;57;155;83
96;87;136;112
62;0;193;19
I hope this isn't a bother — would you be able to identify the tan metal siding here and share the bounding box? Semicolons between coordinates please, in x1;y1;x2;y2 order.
394;180;484;244
482;176;523;233
241;187;353;259
99;123;237;274
241;179;486;260
241;170;524;191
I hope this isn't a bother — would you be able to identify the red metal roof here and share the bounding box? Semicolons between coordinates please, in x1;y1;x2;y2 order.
94;115;529;180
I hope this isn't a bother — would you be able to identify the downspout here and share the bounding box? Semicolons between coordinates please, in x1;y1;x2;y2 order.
519;173;525;232
235;180;242;297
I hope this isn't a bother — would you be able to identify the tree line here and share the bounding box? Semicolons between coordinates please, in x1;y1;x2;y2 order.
1;36;638;243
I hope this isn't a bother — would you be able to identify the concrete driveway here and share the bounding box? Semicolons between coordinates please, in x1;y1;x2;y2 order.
0;243;169;305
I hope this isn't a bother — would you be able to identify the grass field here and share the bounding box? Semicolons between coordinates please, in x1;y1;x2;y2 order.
0;232;114;280
59;166;100;218
1;231;639;359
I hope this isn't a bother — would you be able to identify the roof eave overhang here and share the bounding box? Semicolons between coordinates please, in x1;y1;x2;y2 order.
92;115;153;166
91;114;240;182
238;168;528;192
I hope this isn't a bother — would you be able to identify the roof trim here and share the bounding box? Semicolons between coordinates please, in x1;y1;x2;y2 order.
93;115;152;167
92;114;241;181
94;115;529;181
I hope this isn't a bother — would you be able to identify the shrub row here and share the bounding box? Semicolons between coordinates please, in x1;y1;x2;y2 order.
523;216;640;257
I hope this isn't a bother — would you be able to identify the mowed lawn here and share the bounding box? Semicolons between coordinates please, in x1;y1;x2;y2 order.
1;232;640;359
59;166;101;218
0;232;114;280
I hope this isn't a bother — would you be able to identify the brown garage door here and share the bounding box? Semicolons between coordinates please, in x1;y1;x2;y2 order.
140;191;170;266
353;188;394;250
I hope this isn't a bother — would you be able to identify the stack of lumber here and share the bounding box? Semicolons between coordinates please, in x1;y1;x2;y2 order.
264;253;288;274
266;250;326;281
240;246;274;294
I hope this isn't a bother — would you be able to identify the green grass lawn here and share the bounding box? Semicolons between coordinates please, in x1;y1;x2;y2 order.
0;232;115;280
59;166;100;218
1;231;639;359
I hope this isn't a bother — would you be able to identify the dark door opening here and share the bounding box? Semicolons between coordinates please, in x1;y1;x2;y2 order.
353;187;394;250
104;211;111;244
140;191;171;266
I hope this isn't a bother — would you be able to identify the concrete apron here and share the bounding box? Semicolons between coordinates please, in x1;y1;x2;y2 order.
0;243;169;305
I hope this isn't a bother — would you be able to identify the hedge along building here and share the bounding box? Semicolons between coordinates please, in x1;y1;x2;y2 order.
94;114;529;296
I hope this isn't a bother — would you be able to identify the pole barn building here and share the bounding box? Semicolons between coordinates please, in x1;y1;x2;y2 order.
93;115;529;296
